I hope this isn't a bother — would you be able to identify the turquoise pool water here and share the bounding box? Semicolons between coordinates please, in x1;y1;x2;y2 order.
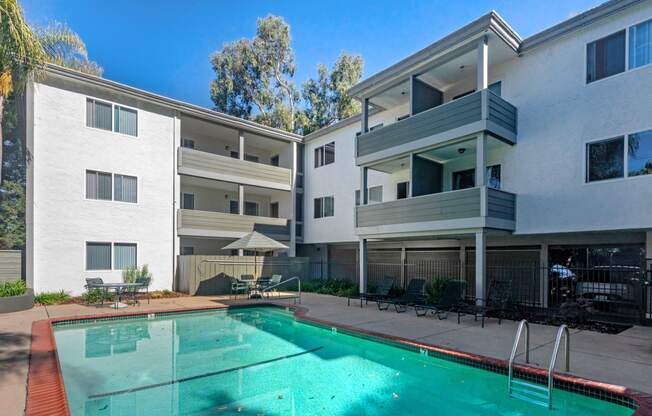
53;307;632;416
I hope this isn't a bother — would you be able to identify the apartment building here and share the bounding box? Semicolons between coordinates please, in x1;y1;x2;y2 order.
26;66;302;294
301;0;652;304
23;0;652;304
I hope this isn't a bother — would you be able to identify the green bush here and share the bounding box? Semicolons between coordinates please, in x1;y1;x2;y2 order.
425;278;450;304
82;288;114;304
123;264;152;284
34;291;71;305
0;280;27;297
299;279;358;297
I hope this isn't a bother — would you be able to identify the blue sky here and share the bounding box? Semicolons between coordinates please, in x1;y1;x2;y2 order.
23;0;600;108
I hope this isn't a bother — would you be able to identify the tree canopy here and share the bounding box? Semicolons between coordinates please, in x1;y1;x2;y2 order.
35;21;103;76
210;15;363;135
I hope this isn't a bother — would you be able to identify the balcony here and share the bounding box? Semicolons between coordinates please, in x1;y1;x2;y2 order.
177;209;290;240
355;187;515;237
178;147;292;190
356;90;517;164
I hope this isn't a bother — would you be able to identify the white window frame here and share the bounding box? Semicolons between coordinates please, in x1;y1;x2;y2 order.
314;196;334;219
628;16;652;72
84;95;139;138
314;141;335;168
84;169;139;205
84;241;139;271
583;127;652;185
182;192;195;210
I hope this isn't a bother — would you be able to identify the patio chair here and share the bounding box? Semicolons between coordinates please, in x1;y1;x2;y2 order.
131;277;151;305
377;278;426;313
231;277;250;299
348;276;394;307
261;274;283;295
457;280;512;328
84;277;106;305
414;280;467;321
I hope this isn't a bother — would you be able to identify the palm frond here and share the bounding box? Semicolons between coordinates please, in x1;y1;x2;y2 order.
35;21;103;76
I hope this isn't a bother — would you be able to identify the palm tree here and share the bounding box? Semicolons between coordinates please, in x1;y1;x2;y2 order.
0;0;46;181
35;21;103;76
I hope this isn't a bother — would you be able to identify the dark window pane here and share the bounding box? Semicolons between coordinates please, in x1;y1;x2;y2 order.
86;99;112;131
86;243;111;270
314;148;322;168
114;106;137;136
314;198;322;218
324;196;334;217
487;165;501;189
587;137;624;182
183;193;195;210
229;200;239;214
355;190;361;206
488;81;502;96
114;243;137;269
270;155;279;166
244;154;259;163
324;142;335;164
295;194;303;221
114;174;137;203
397;182;409;199
97;172;112;200
182;246;194;255
452;168;475;190
628;130;652;177
270;202;279;218
629;19;652;69
587;30;625;83
244;202;258;216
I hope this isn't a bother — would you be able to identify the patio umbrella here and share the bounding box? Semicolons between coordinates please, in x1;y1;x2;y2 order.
222;231;289;276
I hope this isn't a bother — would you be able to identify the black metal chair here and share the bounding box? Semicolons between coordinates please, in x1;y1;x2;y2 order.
84;277;106;305
348;276;394;307
231;277;250;299
414;280;467;320
132;277;151;305
377;278;426;313
458;280;512;327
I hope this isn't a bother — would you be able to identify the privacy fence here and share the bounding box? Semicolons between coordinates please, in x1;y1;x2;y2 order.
0;250;24;284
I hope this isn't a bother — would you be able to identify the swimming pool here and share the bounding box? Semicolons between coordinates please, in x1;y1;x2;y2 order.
52;306;634;415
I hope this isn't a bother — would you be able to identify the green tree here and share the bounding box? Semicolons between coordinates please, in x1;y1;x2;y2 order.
0;179;25;249
0;0;46;181
210;15;299;133
35;21;103;76
300;52;363;134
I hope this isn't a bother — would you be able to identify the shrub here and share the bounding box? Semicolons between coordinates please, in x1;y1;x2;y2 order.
122;264;152;284
0;280;27;297
425;278;450;304
82;288;114;304
34;291;71;305
299;279;358;297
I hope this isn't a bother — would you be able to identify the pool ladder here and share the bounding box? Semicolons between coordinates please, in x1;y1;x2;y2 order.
507;320;570;409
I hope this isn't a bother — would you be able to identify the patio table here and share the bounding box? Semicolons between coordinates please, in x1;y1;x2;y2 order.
88;282;144;309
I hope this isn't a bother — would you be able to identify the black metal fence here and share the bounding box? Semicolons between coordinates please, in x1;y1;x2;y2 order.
308;260;652;325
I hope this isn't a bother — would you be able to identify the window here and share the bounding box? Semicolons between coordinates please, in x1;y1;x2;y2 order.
629;19;652;69
230;151;239;159
355;190;361;206
586;137;624;182
86;98;112;131
229;200;239;214
270;202;279;218
270;155;279;166
397;182;409;199
314;142;335;168
295;194;303;221
244;201;259;216
114;243;137;270
453;90;475;100
368;185;382;203
452;165;501;190
86;170;112;200
488;81;502;96
587;30;626;83
86;98;138;136
628;129;652;177
182;193;195;209
181;246;194;255
314;196;334;218
244;154;259;163
182;138;195;149
369;123;384;131
114;174;137;203
86;242;111;270
114;105;138;136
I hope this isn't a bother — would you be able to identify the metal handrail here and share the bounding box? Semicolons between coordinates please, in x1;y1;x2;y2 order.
262;276;301;304
547;324;570;408
508;320;530;376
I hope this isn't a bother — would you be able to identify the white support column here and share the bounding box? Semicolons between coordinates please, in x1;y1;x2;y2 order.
540;243;549;308
361;98;369;134
400;244;407;288
477;35;488;91
172;111;182;289
238;183;245;256
238;130;245;160
475;230;486;305
476;133;486;188
359;238;368;294
288;142;298;257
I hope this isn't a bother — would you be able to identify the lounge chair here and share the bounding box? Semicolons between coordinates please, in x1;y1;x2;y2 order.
347;276;395;307
259;274;283;297
457;280;512;328
84;277;106;305
230;277;250;299
377;278;426;313
414;280;467;321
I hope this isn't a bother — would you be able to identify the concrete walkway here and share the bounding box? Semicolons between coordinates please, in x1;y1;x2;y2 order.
1;293;651;415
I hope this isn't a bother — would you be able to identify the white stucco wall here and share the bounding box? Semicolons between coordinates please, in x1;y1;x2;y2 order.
31;79;176;294
302;3;652;245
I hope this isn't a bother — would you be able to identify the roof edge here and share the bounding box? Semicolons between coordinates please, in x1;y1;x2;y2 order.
43;64;303;142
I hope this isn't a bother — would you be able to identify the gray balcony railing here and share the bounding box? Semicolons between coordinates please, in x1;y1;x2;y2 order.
355;187;515;232
356;89;517;158
178;209;290;239
178;147;292;190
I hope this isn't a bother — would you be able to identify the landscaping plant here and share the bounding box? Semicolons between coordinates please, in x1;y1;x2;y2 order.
0;279;26;297
425;277;450;304
122;264;152;284
34;290;70;305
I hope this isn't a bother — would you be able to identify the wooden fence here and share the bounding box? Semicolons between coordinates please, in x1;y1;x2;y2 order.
0;250;23;284
176;255;310;295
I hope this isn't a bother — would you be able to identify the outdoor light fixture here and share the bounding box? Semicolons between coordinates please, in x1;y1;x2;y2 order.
458;148;466;154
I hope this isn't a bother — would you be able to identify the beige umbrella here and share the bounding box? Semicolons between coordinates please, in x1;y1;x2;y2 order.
222;231;289;276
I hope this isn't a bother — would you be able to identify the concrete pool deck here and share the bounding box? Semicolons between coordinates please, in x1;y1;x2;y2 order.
1;292;651;415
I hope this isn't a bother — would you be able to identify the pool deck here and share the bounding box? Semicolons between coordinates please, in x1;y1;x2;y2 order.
2;292;652;415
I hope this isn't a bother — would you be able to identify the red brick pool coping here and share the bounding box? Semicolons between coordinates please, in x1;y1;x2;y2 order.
26;302;652;416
